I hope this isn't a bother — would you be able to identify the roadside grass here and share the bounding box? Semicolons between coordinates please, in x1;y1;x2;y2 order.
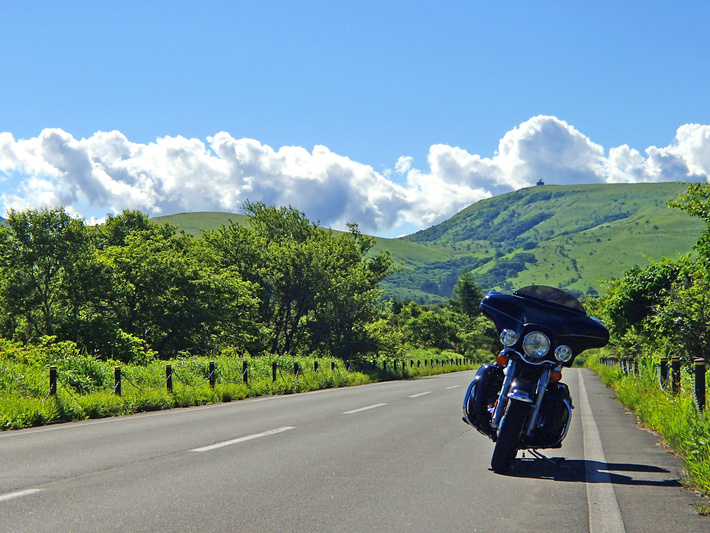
587;353;710;497
1;341;487;431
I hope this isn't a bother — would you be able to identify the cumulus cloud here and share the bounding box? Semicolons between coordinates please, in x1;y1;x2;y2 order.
1;116;709;234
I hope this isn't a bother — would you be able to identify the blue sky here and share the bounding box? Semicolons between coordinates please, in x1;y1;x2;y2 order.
1;1;709;237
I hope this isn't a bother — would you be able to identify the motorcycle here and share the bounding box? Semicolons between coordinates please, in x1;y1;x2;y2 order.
462;285;609;473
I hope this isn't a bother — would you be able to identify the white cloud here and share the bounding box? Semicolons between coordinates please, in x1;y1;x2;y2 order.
1;116;709;234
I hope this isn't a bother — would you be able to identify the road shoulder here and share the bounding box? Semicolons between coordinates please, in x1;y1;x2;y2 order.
579;368;709;532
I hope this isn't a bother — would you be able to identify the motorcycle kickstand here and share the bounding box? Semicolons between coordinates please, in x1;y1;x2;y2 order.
526;448;565;467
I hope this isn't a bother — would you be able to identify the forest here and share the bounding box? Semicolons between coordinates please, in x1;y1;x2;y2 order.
0;201;495;366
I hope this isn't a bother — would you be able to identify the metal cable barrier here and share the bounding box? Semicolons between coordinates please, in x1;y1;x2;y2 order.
43;357;474;406
602;356;707;414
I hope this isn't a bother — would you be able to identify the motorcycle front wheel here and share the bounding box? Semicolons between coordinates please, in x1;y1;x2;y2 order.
491;400;529;473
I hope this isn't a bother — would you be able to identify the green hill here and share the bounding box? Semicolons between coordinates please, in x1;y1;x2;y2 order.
151;212;249;236
396;182;705;300
153;182;707;302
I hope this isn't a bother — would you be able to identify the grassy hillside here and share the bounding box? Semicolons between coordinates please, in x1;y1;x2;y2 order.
153;182;706;303
151;212;248;236
398;182;705;299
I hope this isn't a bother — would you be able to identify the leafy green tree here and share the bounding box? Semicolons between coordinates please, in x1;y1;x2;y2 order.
97;209;153;248
650;262;710;363
671;182;710;265
450;271;484;317
0;207;91;341
204;202;395;357
307;224;395;357
97;223;258;359
403;308;459;350
601;255;693;338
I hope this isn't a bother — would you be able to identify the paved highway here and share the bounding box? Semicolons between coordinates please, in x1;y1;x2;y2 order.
0;369;706;532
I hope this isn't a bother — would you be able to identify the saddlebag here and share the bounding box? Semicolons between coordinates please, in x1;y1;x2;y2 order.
462;363;503;439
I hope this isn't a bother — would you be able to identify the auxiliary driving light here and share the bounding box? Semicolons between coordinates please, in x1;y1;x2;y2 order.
499;329;518;347
555;345;574;363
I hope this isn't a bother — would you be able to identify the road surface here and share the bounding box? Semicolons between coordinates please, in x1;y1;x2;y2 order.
0;368;706;532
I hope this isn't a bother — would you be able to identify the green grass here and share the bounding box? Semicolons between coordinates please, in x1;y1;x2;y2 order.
0;346;480;431
150;212;249;237
588;353;710;496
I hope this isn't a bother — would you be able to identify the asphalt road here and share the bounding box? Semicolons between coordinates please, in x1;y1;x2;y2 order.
0;369;707;532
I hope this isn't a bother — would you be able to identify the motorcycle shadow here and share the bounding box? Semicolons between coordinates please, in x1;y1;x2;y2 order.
501;457;682;488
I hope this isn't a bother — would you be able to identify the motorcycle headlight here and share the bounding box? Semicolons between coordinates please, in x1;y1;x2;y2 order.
522;331;550;358
499;329;518;347
555;345;573;363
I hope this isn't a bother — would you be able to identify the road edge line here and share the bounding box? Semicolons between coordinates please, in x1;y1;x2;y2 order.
578;369;626;533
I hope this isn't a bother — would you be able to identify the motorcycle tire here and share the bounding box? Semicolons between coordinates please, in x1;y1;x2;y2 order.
490;400;528;474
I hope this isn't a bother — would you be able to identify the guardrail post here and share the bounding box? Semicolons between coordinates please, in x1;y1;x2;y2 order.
671;356;681;395
49;366;57;397
243;361;249;387
660;357;669;388
383;360;387;372
294;362;300;376
272;362;277;382
314;361;319;373
695;358;706;413
331;361;336;372
209;361;216;389
115;366;122;396
166;365;173;393
345;360;350;371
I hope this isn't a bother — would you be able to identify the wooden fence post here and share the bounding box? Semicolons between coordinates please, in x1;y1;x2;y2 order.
166;365;173;393
243;360;249;387
49;366;57;397
695;358;706;413
671;356;681;395
115;366;122;396
272;362;277;382
209;361;216;389
660;357;669;388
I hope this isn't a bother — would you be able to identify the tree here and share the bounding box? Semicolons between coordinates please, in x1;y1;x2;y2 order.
204;203;395;356
97;223;258;359
451;272;484;317
0;207;90;341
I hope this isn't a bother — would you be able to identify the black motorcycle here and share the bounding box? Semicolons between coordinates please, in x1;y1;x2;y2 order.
462;285;609;473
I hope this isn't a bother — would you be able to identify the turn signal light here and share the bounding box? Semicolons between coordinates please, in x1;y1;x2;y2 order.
496;353;509;367
551;370;562;382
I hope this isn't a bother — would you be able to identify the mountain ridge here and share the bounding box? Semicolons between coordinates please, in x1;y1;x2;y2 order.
153;182;706;302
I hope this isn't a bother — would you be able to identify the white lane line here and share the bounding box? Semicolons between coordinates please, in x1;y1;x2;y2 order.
343;403;388;415
446;385;461;390
578;370;626;533
0;489;43;503
190;426;295;452
408;391;432;398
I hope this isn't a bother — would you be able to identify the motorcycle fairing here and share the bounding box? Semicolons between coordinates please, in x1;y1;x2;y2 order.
480;286;609;363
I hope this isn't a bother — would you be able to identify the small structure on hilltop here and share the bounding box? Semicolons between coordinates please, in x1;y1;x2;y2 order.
536;178;545;186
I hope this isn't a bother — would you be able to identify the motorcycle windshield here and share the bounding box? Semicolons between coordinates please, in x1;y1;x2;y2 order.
480;285;609;356
513;285;586;314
